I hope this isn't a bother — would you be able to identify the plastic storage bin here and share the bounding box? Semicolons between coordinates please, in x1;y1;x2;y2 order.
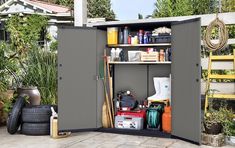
107;27;118;45
115;116;144;130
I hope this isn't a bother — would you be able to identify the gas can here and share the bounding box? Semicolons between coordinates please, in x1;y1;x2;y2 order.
162;106;171;133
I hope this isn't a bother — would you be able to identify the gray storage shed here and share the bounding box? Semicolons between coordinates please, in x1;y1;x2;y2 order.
57;18;201;144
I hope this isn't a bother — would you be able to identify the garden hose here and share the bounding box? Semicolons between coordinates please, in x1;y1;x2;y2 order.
147;105;163;128
203;15;228;51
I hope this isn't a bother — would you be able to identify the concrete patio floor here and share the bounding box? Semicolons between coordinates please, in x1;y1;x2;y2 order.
0;127;234;148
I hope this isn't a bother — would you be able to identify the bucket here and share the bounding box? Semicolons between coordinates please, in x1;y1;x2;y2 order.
107;27;118;45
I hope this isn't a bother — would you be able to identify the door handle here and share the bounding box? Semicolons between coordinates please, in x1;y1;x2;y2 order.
94;75;100;80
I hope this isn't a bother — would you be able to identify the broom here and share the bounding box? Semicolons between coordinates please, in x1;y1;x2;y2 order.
99;59;114;128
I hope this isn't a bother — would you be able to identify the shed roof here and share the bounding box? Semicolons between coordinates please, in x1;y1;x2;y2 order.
25;0;70;13
0;0;71;14
90;12;235;27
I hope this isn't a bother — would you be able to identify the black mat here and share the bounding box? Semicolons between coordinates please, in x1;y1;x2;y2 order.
97;128;171;138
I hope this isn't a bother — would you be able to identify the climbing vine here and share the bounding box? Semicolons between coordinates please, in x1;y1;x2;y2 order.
6;14;48;59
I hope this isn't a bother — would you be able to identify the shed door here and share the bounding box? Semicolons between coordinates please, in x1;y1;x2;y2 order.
171;18;201;144
58;27;97;131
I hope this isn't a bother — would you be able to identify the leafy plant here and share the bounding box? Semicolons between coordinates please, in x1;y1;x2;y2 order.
1;94;29;114
204;110;223;128
56;0;73;8
219;106;235;136
1;95;15;114
50;41;58;51
223;120;235;136
88;0;115;20
22;47;57;105
0;42;18;91
6;14;48;59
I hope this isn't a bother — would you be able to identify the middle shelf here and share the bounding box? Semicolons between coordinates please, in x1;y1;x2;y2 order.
109;61;172;65
107;43;171;48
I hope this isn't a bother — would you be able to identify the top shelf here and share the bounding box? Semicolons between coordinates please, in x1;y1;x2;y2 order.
107;43;171;48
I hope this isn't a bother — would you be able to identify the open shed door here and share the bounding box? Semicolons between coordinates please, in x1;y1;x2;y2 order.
58;27;98;131
171;18;201;144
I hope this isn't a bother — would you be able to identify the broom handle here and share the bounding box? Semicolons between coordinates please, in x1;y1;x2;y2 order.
106;58;115;121
104;49;114;128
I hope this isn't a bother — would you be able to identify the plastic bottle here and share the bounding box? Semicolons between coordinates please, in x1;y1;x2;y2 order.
119;49;125;61
111;48;116;61
123;26;129;44
134;36;138;44
139;30;144;44
118;28;123;44
165;48;169;61
50;107;58;137
128;35;132;44
50;107;71;139
162;106;171;133
159;49;165;62
115;48;121;61
144;32;148;44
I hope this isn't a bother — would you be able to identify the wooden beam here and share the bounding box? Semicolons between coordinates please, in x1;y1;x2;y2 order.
208;94;235;99
210;55;234;61
209;74;235;79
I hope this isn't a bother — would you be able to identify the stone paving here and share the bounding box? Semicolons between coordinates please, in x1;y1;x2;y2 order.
0;127;234;148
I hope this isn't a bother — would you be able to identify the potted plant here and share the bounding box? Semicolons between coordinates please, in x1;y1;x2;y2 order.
204;110;223;134
204;103;233;135
0;41;18;125
3;14;48;105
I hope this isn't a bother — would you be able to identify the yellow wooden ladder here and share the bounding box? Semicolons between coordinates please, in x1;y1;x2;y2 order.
204;49;235;114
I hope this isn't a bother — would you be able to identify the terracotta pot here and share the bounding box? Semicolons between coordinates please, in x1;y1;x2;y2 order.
204;123;223;135
17;87;41;105
0;90;14;126
0;89;14;109
0;89;14;100
0;101;3;110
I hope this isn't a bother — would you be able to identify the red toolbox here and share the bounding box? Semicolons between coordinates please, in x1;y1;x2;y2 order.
116;110;146;120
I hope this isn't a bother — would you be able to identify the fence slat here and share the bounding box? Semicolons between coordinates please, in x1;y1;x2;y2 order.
201;58;234;70
201;80;235;94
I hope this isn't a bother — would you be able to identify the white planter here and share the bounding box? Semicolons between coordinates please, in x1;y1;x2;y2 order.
225;136;235;145
230;136;235;144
